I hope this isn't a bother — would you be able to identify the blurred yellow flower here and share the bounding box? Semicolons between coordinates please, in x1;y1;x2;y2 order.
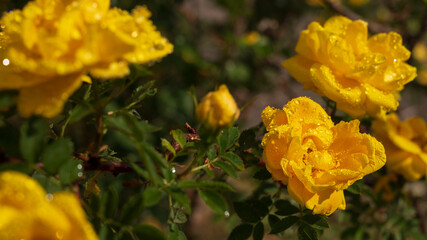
0;0;173;118
412;42;427;63
261;97;386;215
244;31;260;45
0;171;98;240
196;84;240;130
417;69;427;86
374;173;398;202
283;16;416;119
372;113;427;181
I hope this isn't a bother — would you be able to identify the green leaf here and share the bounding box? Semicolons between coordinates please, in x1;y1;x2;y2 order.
346;180;362;194
251;199;269;219
68;104;92;123
228;223;253;240
101;186;119;219
143;186;164;207
170;129;186;149
119;194;144;225
218;127;239;154
253;222;264;240
20;118;48;163
0;162;32;174
233;202;260;223
207;144;217;161
268;215;280;228
133;146;163;186
175;210;188;224
298;224;318;240
133;225;166;240
301;214;329;230
213;161;238;179
178;180;234;192
239;128;257;149
169;189;192;214
161;138;176;156
0;90;17;109
98;148;121;162
104;112;149;143
0;120;20;157
58;158;82;184
199;190;228;215
129;80;157;105
270;216;299;234
274;200;299;216
42;138;74;174
32;173;62;193
166;224;188;240
222;152;244;170
253;168;271;180
142;143;168;168
129;161;149;179
407;231;427;240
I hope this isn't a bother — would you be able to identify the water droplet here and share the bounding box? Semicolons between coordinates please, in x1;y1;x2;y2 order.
131;31;138;38
77;172;83;177
45;193;54;201
77;164;83;170
171;167;176;174
393;58;397;63
2;58;10;66
224;210;230;217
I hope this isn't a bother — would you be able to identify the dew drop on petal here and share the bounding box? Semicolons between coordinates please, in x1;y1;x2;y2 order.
3;58;10;66
77;172;83;177
77;164;83;170
45;193;54;202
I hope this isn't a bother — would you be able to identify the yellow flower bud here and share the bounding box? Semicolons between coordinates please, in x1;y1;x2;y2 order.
0;171;98;240
196;85;240;130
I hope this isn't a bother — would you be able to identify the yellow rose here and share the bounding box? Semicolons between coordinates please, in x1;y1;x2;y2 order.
0;0;173;118
372;113;427;181
0;171;98;240
261;97;386;215
282;16;416;119
196;84;240;130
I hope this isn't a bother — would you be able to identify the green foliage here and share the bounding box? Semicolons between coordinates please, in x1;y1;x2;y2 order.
20;118;48;163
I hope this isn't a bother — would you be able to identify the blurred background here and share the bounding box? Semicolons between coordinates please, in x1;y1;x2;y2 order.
2;0;427;239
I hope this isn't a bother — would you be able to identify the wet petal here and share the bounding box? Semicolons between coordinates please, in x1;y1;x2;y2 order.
310;64;365;118
17;73;86;118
